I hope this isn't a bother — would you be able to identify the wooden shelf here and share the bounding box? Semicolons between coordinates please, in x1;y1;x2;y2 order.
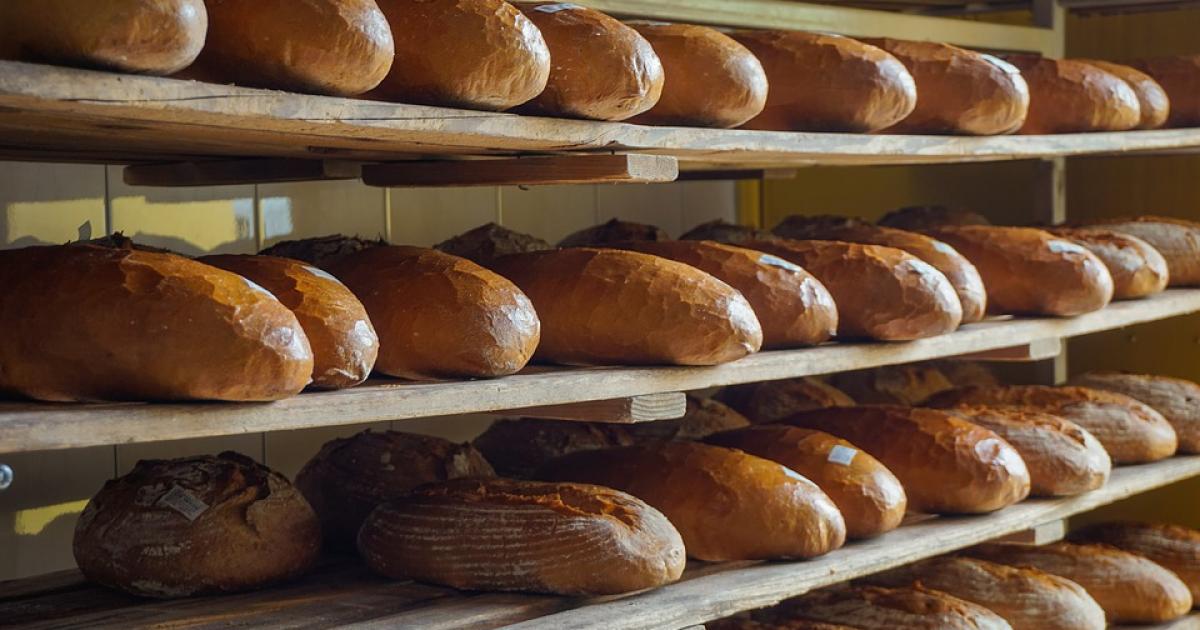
2;289;1198;455
5;455;1198;630
6;61;1200;174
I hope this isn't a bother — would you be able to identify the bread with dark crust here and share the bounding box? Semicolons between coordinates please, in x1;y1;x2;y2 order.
557;218;669;247
1070;371;1200;452
1005;55;1141;134
718;377;855;425
1071;521;1200;602
775;585;1012;630
434;222;552;265
1085;216;1200;286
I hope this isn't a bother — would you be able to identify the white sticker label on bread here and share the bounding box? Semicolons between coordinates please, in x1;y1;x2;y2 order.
534;3;580;12
157;485;209;521
758;254;803;273
827;445;857;466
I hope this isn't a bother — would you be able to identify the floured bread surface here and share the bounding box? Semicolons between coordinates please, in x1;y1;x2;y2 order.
775;585;1013;630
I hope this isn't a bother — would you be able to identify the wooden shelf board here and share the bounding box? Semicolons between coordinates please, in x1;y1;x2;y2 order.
2;290;1198;455
5;456;1198;630
6;62;1200;173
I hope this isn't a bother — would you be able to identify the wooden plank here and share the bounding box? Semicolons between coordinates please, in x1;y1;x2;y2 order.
498;393;687;424
950;337;1062;362
123;159;361;187
993;519;1066;545
1113;614;1200;630
361;155;678;188
3;289;1199;454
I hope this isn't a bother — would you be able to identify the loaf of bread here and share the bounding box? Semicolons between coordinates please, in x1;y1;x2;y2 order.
1132;55;1200;127
718;377;855;425
369;0;549;110
1086;216;1200;286
183;0;394;96
1070;521;1200;601
0;245;312;402
537;442;846;561
681;220;775;244
945;405;1110;496
1081;60;1170;129
611;240;839;349
928;385;1178;463
782;406;1030;514
775;585;1013;630
706;425;906;539
771;216;987;323
198;254;378;390
516;3;663;120
732;31;916;132
921;226;1114;316
863;38;1029;135
1005;55;1141;133
1045;227;1170;299
627;22;768;128
488;248;761;366
472;418;633;478
0;0;207;74
867;556;1106;630
260;234;386;270
828;364;955;406
434;223;552;265
294;430;495;547
624;395;750;441
877;205;991;231
357;478;685;595
967;542;1193;624
741;239;962;340
1070;372;1200;452
558;219;669;247
73;452;320;598
328;245;539;379
708;618;856;630
932;360;1001;388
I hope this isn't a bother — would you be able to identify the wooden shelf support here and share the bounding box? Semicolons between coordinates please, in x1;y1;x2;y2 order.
123;159;362;187
994;519;1066;545
495;393;686;424
361;154;679;187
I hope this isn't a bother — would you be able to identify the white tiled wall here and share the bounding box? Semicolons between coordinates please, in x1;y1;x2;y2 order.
0;161;737;580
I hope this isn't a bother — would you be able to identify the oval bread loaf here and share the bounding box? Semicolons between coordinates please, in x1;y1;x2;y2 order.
775;585;1013;630
782;406;1031;514
434;222;552;265
732;31;916;132
706;425;907;539
1070;521;1200;601
473;418;633;478
259;234;386;270
624;395;751;442
1087;216;1200;286
1005;55;1141;133
718;377;855;425
295;430;495;548
877;205;991;231
741;239;963;341
1080;59;1171;129
73;452;320;598
1045;227;1170;299
967;541;1193;624
488;248;762;366
358;478;686;595
537;441;847;561
1133;55;1200;127
681;220;775;244
827;364;955;406
198;254;379;390
557;218;670;247
922;225;1114;316
1070;371;1200;452
516;3;663;120
0;245;313;402
928;385;1178;463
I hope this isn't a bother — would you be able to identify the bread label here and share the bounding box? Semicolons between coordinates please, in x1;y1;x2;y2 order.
827;445;858;466
533;3;580;12
758;254;803;273
157;485;209;521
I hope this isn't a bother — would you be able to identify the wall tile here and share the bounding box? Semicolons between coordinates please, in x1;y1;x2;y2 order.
500;185;598;244
258;180;387;248
390;187;499;246
0;162;106;248
107;167;256;255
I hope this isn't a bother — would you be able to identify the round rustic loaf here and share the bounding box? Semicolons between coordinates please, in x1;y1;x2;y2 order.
557;218;669;247
828;364;956;406
472;417;633;478
1081;59;1170;129
73;452;320;598
877;205;991;230
1005;55;1141;134
718;377;855;425
434;222;552;265
1132;55;1200;127
1045;227;1170;300
776;585;1013;630
1071;521;1200;602
1070;371;1200;452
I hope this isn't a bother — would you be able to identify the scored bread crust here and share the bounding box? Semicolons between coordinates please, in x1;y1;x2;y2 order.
1005;55;1141;133
472;418;633;478
1085;215;1200;286
1132;55;1200;127
1080;60;1171;129
775;585;1013;630
1071;521;1200;602
1070;371;1200;452
1045;227;1170;299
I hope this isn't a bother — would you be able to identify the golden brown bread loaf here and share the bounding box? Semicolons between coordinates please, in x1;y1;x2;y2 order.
862;38;1029;135
1080;60;1170;129
434;222;552;265
967;542;1193;624
557;218;669;247
732;31;916;132
945;405;1110;497
611;240;839;349
1045;227;1170;299
369;0;549;110
775;585;1013;630
73;452;320;598
828;364;955;406
866;556;1106;630
537;441;847;561
627;22;768;128
1086;216;1200;286
922;226;1114;316
1005;55;1141;133
472;418;633;478
1132;55;1200;127
294;430;495;548
357;478;685;595
184;0;394;96
1070;521;1200;601
681;220;775;244
1069;372;1200;452
706;425;906;539
0;0;207;74
771;216;987;323
0;245;312;402
516;4;663;120
741;239;962;341
932;360;1001;388
624;395;751;441
259;234;386;270
488;248;761;366
928;385;1178;463
877;205;991;231
198;254;378;390
328;245;539;379
782;406;1030;514
718;377;855;425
